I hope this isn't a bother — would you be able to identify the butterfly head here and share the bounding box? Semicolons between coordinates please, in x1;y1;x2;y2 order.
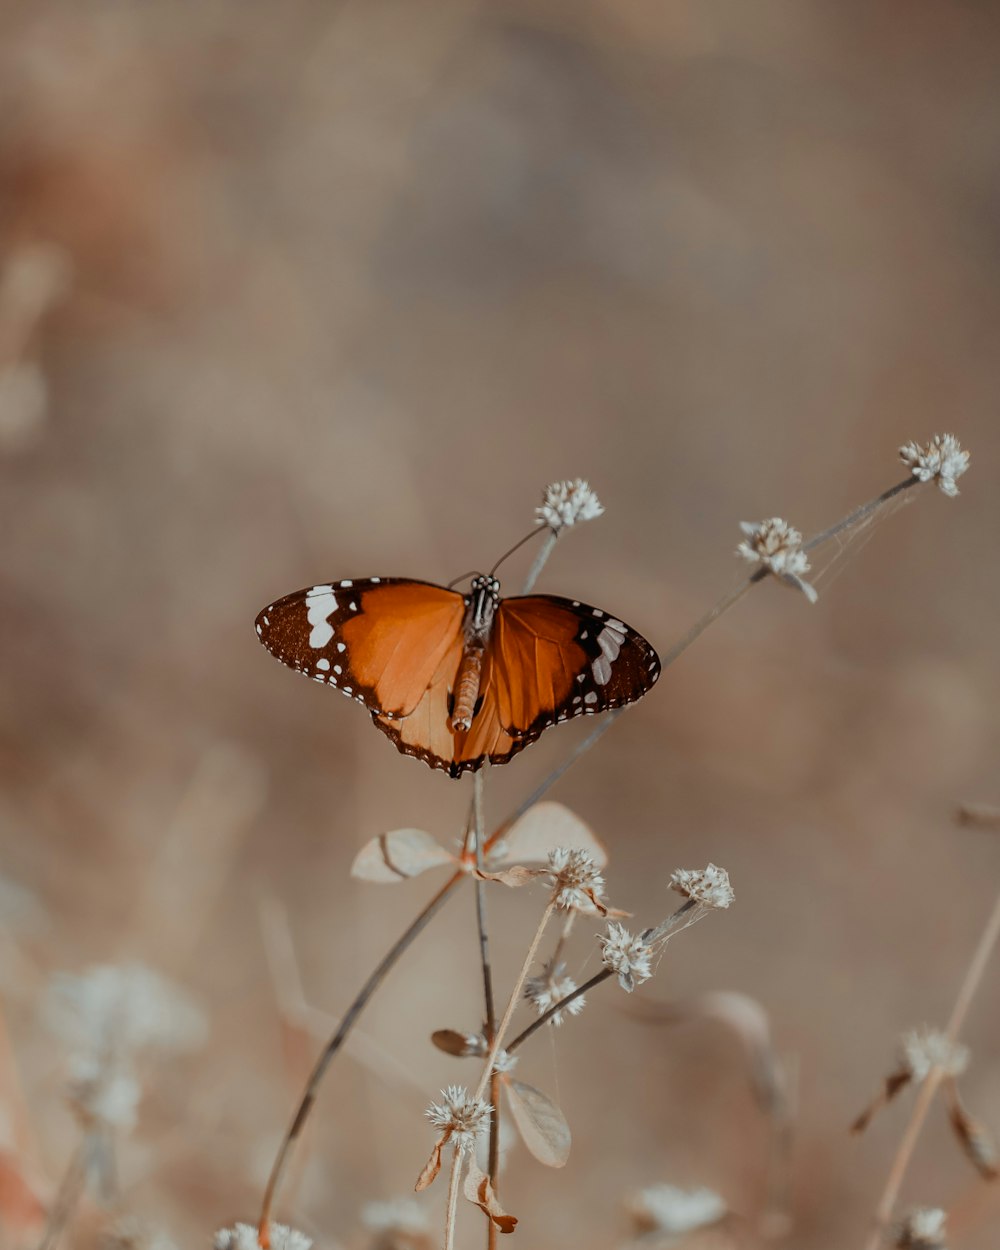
466;574;501;636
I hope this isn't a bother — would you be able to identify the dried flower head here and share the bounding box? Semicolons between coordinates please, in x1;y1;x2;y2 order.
45;963;207;1058
901;1028;969;1082
536;479;604;531
214;1224;312;1250
363;1198;432;1250
899;434;969;497
626;1184;727;1236
670;864;735;910
895;1207;947;1249
492;1047;518;1074
524;960;587;1026
100;1214;178;1250
66;1055;140;1132
545;847;606;912
425;1086;492;1153
737;518;817;602
598;923;652;992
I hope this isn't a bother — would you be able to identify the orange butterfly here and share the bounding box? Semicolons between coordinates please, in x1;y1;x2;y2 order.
255;575;660;777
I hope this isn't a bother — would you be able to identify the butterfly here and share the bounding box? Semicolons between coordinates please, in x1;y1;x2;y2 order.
255;574;660;777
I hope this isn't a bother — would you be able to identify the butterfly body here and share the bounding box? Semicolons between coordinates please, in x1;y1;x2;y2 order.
256;574;659;777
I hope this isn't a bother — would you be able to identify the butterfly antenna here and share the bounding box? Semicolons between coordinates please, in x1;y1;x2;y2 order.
446;570;480;590
489;526;545;577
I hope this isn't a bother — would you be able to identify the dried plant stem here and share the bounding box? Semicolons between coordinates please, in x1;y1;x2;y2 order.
521;529;559;594
864;885;1000;1249
443;1147;464;1250
802;476;918;554
37;1139;88;1250
469;770;501;1250
257;870;463;1243
472;902;556;1105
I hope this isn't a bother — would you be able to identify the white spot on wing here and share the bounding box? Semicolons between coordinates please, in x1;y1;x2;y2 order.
316;658;330;671
305;586;338;648
592;653;612;685
584;691;598;705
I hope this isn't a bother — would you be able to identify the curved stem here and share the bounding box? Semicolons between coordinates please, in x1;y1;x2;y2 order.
863;886;1000;1249
257;870;464;1243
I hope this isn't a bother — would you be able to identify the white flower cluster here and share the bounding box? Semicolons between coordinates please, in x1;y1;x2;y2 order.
625;1183;727;1236
901;1028;969;1082
425;1085;492;1153
895;1207;948;1249
215;1225;312;1250
524;959;586;1026
45;963;206;1136
737;518;817;603
535;479;605;531
598;923;652;992
670;864;735;910
45;963;207;1056
899;434;969;497
546;847;606;912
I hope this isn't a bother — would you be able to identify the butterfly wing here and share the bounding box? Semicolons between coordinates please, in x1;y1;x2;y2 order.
491;595;660;735
255;578;466;719
372;594;659;777
371;638;531;777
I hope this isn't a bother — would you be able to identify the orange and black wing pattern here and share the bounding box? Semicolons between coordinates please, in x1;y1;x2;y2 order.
374;594;659;777
491;595;660;736
255;578;466;720
256;580;659;778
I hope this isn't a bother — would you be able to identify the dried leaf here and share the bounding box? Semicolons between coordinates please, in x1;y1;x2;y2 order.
473;866;537;889
352;830;455;883
415;1132;449;1191
851;1070;911;1135
463;1158;517;1233
431;1029;485;1058
504;1080;571;1167
947;1082;999;1179
497;802;608;868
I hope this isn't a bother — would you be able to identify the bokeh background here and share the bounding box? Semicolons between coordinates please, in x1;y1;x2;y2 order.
1;1;998;1247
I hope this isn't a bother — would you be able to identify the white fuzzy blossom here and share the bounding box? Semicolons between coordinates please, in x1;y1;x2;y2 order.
365;1195;432;1245
524;959;587;1026
100;1214;178;1250
625;1184;727;1236
737;518;817;603
670;864;734;910
895;1207;948;1249
536;479;604;531
546;847;606;912
425;1085;492;1153
899;434;969;497
901;1028;969;1082
46;963;207;1142
45;963;207;1057
492;1047;518;1074
599;923;653;992
215;1225;312;1250
66;1054;140;1131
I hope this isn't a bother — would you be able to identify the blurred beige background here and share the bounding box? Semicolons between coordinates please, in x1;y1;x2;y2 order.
1;2;998;1247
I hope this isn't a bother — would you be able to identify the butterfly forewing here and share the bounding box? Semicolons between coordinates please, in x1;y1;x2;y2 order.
255;578;466;718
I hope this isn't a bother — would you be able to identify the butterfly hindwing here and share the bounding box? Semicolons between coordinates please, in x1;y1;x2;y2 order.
492;595;660;735
255;578;466;719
